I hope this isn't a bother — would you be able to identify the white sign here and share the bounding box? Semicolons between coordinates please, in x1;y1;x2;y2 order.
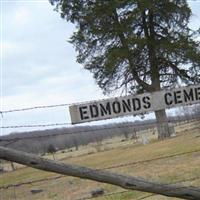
69;85;200;124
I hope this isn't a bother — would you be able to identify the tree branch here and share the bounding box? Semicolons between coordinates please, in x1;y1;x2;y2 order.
112;9;153;92
0;146;200;200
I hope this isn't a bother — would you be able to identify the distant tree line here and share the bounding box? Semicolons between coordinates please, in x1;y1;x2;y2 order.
0;112;199;154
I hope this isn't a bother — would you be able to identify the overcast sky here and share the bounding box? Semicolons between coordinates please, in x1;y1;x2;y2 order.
1;0;200;136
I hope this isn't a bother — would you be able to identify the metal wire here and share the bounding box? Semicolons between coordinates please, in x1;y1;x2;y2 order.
0;102;199;199
1;103;71;114
0;175;64;189
75;190;129;200
0;122;71;129
101;148;200;170
0;122;151;141
76;176;200;200
0;97;113;114
1;148;200;190
0;116;199;145
1;111;199;130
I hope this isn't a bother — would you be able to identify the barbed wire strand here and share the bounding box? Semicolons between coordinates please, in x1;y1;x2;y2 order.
1;175;200;199
75;190;129;200
1;95;200;114
0;122;71;129
0;175;64;190
101;148;200;170
1;148;200;190
0;114;200;129
76;176;200;200
0;113;199;197
0;122;158;142
1;151;200;198
0;115;199;143
0;120;199;151
0;118;199;176
135;175;200;200
1;103;71;114
136;194;155;200
0;122;141;140
1;97;200;199
1;97;117;114
1;124;199;148
0;124;198;147
3;138;200;173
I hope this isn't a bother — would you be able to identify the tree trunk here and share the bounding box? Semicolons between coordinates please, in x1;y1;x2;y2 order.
155;109;171;140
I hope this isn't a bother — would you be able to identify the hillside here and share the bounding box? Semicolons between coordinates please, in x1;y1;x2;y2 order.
0;120;200;200
0;115;195;154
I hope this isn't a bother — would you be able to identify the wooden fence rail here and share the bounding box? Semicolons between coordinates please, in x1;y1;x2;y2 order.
0;146;200;200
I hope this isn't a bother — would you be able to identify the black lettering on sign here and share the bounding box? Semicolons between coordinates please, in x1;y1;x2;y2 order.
100;102;111;116
174;90;182;104
183;89;194;102
195;87;200;100
142;96;151;109
122;99;131;113
112;101;121;114
79;106;89;120
89;104;99;118
164;92;173;105
132;98;141;111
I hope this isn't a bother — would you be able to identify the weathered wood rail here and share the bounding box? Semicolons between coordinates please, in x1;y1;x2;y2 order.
0;146;200;200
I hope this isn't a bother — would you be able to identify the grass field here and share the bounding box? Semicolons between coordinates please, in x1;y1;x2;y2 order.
0;120;200;200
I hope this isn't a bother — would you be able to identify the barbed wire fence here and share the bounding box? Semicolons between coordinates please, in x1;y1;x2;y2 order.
1;100;200;128
0;102;200;200
1;148;200;190
75;174;200;200
1;111;199;143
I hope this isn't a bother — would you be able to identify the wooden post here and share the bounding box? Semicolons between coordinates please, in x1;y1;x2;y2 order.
0;146;200;200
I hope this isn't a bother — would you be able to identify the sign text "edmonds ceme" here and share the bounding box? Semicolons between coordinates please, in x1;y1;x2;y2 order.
69;85;200;124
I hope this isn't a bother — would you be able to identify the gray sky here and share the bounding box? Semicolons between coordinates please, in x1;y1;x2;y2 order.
1;0;200;135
